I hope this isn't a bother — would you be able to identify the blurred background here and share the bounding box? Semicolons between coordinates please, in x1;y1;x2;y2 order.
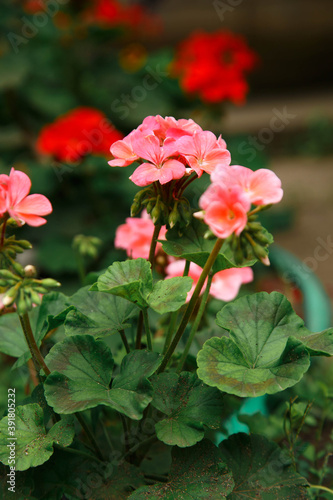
0;0;332;318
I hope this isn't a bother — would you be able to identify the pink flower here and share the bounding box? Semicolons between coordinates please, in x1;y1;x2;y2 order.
138;115;202;142
115;210;166;259
109;130;140;167
198;184;250;239
210;267;253;301
211;165;283;206
129;134;186;187
177;130;231;176
165;259;253;302
0;169;52;227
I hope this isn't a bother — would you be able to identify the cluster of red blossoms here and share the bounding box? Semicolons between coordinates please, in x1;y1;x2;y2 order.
37;107;123;163
172;31;258;104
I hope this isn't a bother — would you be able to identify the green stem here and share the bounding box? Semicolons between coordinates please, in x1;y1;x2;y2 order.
19;313;51;376
135;311;144;349
158;238;224;373
119;329;131;353
19;313;105;462
142;308;152;350
0;214;8;248
136;223;161;349
74;413;104;462
162;260;190;355
53;443;104;464
309;484;333;495
177;272;213;372
148;224;162;267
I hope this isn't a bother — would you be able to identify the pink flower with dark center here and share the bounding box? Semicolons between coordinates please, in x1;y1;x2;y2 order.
177;130;231;176
198;184;250;239
0;169;52;227
115;210;166;259
211;165;283;206
129;134;186;186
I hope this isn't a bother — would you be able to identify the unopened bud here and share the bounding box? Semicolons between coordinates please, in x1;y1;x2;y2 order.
168;202;181;229
24;265;37;278
40;278;61;288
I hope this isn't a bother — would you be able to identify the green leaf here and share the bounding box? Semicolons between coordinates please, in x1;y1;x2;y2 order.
161;218;260;274
147;277;192;314
298;328;333;356
129;440;234;499
197;292;311;397
36;292;73;339
0;308;39;359
91;259;153;308
151;372;224;447
0;404;74;471
220;433;309;499
65;286;137;338
44;336;162;419
217;291;333;357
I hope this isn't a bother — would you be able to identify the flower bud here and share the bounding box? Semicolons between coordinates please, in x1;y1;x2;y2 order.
40;278;61;288
24;265;37;278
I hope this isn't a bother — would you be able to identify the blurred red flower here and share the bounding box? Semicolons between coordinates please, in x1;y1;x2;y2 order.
37;107;123;163
172;31;258;104
83;0;160;33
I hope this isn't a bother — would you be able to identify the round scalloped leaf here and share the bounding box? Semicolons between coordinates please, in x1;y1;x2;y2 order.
90;259;153;308
151;372;224;447
0;404;74;471
197;336;309;397
44;336;162;419
219;433;309;499
129;439;234;499
65;286;137;338
147;277;193;314
217;291;333;358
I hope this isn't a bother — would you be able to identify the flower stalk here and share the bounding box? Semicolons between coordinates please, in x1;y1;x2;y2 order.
158;237;224;373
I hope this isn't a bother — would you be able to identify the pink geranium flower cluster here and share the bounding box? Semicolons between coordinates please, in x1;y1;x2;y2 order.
0;169;52;227
166;259;253;302
109;115;231;187
197;164;283;239
115;210;166;259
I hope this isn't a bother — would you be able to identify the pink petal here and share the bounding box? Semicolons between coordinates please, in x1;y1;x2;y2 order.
193;131;218;156
8;169;31;205
158;160;186;184
249;169;283;205
131;133;161;164
130;163;161;186
108;159;134;167
9;213;48;227
210;267;253;301
14;194;52;216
